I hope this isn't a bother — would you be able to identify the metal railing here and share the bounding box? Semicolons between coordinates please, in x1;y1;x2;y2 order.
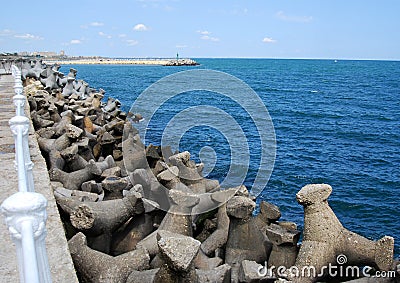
1;65;52;283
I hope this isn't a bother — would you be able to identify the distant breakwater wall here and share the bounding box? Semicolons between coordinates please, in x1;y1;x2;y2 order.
43;58;199;66
17;58;399;283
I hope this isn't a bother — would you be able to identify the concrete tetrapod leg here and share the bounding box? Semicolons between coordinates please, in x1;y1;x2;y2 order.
111;212;157;256
169;151;203;185
193;190;240;271
196;264;232;283
38;133;71;170
52;110;75;136
122;122;148;173
25;60;44;79
225;196;272;283
154;230;201;283
200;203;230;256
266;222;300;269
62;77;79;98
49;160;99;190
68;232;150;283
49;156;115;190
70;192;143;253
40;69;60;91
293;184;394;283
136;189;199;257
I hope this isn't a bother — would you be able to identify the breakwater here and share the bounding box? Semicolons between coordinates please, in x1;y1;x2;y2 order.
3;58;399;282
43;58;199;66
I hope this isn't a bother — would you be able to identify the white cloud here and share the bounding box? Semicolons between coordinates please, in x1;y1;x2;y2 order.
201;35;219;42
276;11;312;23
126;39;139;46
70;39;82;44
81;22;104;29
197;30;210;35
90;22;104;27
136;0;175;11
176;44;188;48
262;37;277;43
0;29;42;41
14;33;43;40
164;5;174;12
230;7;249;16
197;30;219;42
133;23;149;31
118;34;127;38
0;29;13;36
98;31;112;39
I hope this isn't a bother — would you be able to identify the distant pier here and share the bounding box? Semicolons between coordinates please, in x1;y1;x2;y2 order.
44;58;199;66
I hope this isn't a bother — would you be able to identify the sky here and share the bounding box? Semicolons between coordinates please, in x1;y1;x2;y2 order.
0;0;399;60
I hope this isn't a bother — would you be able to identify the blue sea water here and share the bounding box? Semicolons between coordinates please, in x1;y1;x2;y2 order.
60;59;400;257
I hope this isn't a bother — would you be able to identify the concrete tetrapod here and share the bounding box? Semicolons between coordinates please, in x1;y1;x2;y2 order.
38;133;71;170
293;184;394;283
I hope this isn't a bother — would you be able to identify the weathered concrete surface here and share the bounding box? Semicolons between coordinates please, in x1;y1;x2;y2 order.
0;74;78;282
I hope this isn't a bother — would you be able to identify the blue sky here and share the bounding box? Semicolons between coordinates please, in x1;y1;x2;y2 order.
1;0;399;60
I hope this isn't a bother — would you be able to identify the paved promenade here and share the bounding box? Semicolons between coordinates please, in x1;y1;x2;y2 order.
0;74;78;282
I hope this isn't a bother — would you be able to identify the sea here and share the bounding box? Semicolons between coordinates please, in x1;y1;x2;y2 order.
60;58;400;257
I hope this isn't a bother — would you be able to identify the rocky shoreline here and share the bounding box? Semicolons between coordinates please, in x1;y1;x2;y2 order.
14;59;400;282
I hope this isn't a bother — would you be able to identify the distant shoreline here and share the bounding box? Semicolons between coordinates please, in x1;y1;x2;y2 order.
43;58;199;66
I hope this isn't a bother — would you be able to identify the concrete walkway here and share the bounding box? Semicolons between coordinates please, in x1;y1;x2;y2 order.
0;74;78;282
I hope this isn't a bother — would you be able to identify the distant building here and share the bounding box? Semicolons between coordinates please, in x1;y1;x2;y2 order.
32;51;58;57
18;51;30;56
16;51;62;57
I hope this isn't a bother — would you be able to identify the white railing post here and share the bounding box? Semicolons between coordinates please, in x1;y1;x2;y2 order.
10;65;35;192
9;116;33;192
1;192;52;283
12;67;25;117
